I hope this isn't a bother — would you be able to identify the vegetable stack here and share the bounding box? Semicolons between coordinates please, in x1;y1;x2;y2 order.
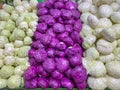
77;0;120;90
24;0;87;89
0;0;38;89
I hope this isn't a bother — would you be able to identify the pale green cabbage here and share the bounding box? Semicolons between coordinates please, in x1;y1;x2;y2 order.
0;66;14;79
0;78;7;89
7;75;21;89
0;36;9;48
17;46;30;58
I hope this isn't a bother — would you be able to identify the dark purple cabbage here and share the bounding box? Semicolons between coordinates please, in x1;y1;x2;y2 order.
31;40;45;49
36;23;47;33
61;9;72;19
24;66;37;80
61;77;74;89
38;77;48;88
56;42;66;51
65;1;77;10
77;82;87;90
65;24;73;33
46;48;55;57
25;78;38;89
37;2;46;9
34;49;47;63
56;58;69;72
50;38;59;48
54;2;64;9
43;58;55;72
37;8;48;16
25;0;87;89
69;54;82;66
71;66;87;83
50;9;61;18
52;70;63;80
54;50;65;57
37;65;49;77
53;23;65;33
49;78;61;89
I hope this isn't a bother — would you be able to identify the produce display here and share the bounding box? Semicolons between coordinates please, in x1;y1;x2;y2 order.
0;0;38;89
78;0;120;90
24;0;87;89
0;0;120;90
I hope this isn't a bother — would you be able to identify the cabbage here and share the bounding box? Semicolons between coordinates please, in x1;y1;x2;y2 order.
17;46;30;58
69;54;82;66
54;2;64;9
11;28;25;41
61;77;74;89
7;75;21;89
106;61;120;78
36;23;47;33
56;58;69;72
24;37;32;45
0;36;8;48
0;49;4;59
53;23;65;33
15;57;29;66
49;9;61;18
0;66;14;79
0;59;3;68
0;78;7;89
24;78;38;89
0;30;11;37
4;56;15;65
14;40;23;47
37;8;48;16
71;66;87;83
38;77;48;88
4;20;15;32
43;58;55;72
14;65;28;76
4;43;15;56
0;10;10;21
24;66;37;80
48;78;60;89
3;4;14;13
52;70;63;80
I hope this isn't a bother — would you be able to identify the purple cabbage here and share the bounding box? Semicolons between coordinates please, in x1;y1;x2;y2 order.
43;58;55;72
54;2;64;9
38;77;48;88
37;8;48;16
53;23;65;33
37;65;49;77
71;66;87;83
24;66;37;80
36;23;47;33
25;0;87;89
25;78;38;89
49;78;61;89
34;49;47;63
69;54;82;66
50;9;61;18
65;1;77;10
56;58;69;72
46;48;55;57
56;42;67;51
61;77;74;90
52;70;63;80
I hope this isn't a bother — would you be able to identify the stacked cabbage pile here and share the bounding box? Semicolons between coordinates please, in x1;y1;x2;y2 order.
24;0;87;89
78;0;120;90
0;0;38;89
